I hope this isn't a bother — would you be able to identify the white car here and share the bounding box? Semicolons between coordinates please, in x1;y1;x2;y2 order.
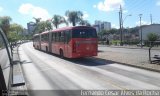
137;42;145;47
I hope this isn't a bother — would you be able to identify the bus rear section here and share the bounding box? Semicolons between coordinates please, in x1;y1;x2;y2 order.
71;28;97;58
33;34;40;50
41;33;49;52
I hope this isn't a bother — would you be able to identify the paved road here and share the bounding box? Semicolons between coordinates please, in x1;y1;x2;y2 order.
19;42;160;96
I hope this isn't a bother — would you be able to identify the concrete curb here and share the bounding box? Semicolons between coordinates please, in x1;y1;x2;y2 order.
12;45;27;91
113;62;160;73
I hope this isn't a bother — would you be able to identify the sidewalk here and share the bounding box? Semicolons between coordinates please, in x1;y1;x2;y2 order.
97;45;160;72
11;45;27;93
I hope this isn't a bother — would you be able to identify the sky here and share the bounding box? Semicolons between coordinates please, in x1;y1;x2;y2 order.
0;0;160;29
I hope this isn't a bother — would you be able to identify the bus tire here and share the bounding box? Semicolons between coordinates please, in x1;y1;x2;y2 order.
46;46;48;53
60;49;64;58
37;46;39;50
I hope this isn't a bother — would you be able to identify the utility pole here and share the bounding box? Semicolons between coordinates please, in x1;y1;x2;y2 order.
150;14;152;24
119;5;123;46
139;14;143;48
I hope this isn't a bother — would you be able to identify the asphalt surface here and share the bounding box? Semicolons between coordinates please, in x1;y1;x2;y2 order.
19;42;160;96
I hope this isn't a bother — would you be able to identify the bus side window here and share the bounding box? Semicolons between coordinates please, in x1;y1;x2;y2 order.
45;34;47;42
61;31;64;43
41;35;43;42
55;32;58;42
52;33;55;42
47;33;49;41
58;32;61;42
64;31;67;44
43;34;45;42
46;34;49;42
64;30;71;44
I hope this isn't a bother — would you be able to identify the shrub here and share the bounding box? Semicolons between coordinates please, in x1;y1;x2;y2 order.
147;32;159;42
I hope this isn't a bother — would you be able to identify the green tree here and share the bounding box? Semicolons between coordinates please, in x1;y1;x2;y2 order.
129;27;139;34
34;20;52;34
36;21;46;33
108;28;118;34
45;20;52;30
8;31;18;42
52;15;68;28
98;30;107;40
0;16;12;36
8;23;24;42
10;23;23;34
65;10;83;26
147;32;159;42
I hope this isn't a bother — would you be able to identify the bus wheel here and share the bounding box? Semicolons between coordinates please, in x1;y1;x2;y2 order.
46;46;48;52
60;49;64;58
37;46;39;50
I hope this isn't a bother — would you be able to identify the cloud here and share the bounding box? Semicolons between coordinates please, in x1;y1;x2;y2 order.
18;3;51;20
93;5;97;8
112;24;119;29
63;16;68;20
0;7;3;12
123;9;128;13
94;0;125;12
156;0;160;6
83;11;89;19
136;21;150;26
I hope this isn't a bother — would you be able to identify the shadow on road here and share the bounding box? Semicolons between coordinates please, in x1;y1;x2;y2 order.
98;50;104;53
65;57;115;66
35;49;126;67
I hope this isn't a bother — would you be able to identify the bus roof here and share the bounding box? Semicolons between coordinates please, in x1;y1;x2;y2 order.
52;26;95;32
41;31;50;35
33;34;39;37
35;26;95;35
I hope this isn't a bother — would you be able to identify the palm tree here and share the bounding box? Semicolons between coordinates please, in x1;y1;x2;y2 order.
79;20;91;26
52;15;68;29
65;10;83;26
0;16;12;36
33;20;53;34
33;17;41;24
33;17;52;34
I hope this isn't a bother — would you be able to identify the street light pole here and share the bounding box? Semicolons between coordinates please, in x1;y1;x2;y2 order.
122;14;132;43
139;14;143;48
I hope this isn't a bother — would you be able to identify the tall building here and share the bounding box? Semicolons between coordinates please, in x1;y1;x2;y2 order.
22;28;28;36
27;22;36;34
94;20;111;32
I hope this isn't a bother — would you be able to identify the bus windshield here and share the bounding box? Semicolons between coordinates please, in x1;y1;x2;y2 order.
72;28;97;38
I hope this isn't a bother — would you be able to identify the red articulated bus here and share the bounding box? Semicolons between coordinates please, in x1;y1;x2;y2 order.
33;26;98;58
